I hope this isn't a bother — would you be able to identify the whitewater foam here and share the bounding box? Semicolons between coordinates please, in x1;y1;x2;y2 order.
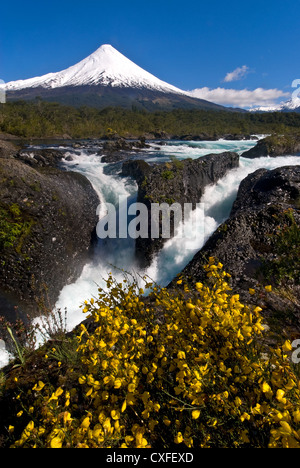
54;143;300;332
1;140;299;367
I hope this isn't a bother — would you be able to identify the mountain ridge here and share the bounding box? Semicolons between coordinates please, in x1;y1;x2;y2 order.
4;45;188;94
250;96;300;113
1;45;230;112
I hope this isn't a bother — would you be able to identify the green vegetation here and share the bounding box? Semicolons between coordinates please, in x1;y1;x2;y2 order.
161;170;175;180
1;262;300;448
1;100;300;139
261;209;300;285
0;203;32;251
170;155;184;170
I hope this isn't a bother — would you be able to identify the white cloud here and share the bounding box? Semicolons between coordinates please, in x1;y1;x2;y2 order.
188;87;290;109
223;65;250;83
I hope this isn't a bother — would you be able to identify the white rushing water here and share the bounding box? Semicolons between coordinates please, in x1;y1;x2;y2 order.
1;138;299;367
54;139;300;330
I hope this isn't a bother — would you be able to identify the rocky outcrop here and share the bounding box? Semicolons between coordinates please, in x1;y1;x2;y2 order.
0;149;99;321
178;133;258;142
122;152;240;267
100;138;150;163
0;140;20;159
242;134;300;159
175;166;300;334
17;148;66;168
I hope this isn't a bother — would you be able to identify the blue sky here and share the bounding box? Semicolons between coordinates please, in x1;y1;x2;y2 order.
0;0;299;108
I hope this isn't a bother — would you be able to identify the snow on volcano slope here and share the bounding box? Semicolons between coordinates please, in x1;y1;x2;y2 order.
250;96;300;113
3;45;188;95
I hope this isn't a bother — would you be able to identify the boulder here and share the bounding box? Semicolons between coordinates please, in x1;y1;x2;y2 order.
17;148;66;167
0;157;99;321
242;134;300;159
175;166;300;334
101;138;150;163
123;152;240;267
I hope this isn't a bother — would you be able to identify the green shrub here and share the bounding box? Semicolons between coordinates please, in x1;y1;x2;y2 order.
8;261;300;449
161;170;175;180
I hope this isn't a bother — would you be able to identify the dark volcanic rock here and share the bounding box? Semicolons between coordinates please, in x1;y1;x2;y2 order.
123;152;240;267
176;166;300;332
100;138;150;163
122;159;153;184
0;156;99;320
17;148;66;168
242;134;300;159
0;140;20;159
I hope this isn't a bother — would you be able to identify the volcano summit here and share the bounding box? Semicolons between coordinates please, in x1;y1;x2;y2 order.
3;45;227;111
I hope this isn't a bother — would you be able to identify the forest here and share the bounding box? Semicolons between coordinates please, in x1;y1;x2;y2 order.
1;100;300;139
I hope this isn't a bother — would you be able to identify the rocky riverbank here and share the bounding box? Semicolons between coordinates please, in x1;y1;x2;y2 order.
0;140;99;321
122;151;240;267
174;165;300;337
242;134;300;159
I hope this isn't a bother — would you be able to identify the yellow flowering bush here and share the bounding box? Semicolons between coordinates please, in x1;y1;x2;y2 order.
10;260;300;448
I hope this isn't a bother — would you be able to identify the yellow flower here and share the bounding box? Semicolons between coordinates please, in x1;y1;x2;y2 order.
103;418;112;433
276;389;285;400
174;432;184;444
192;410;200;420
50;437;63;448
282;340;293;352
251;403;262;415
26;421;34;432
293;410;300;423
63;412;72;424
78;375;86;385
128;383;136;393
111;410;120;420
261;382;272;393
240;413;250;422
54;387;64;398
114;378;122;389
235;397;242;407
265;285;272;292
136;430;148;447
279;421;292;436
249;288;256;295
32;381;45;392
276;389;287;404
153;403;160;412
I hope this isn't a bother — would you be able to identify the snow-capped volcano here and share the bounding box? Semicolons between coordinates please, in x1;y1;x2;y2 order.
2;45;225;111
5;45;187;94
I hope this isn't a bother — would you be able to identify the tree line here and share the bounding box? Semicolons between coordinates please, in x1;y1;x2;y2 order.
1;100;300;139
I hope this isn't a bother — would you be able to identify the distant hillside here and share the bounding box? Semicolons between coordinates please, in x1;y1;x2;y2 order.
6;85;227;112
1;101;300;139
